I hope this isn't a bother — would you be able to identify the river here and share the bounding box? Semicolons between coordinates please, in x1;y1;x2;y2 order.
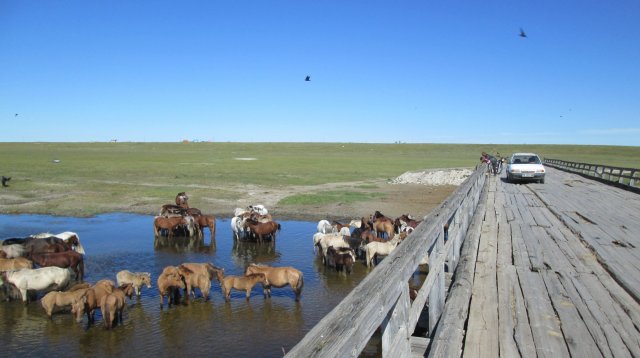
0;213;381;357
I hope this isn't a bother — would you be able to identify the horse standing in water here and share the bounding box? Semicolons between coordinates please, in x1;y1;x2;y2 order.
244;263;304;301
28;250;85;281
243;219;280;244
221;273;269;301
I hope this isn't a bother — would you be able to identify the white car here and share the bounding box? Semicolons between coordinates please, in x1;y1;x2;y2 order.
506;153;546;184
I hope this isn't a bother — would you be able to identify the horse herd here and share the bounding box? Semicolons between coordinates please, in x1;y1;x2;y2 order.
0;213;304;330
313;211;426;272
154;192;217;240
0;193;424;331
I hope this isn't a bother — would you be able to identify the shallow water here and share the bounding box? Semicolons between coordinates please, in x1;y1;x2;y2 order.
0;213;375;357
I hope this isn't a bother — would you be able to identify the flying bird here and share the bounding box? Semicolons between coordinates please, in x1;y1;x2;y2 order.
305;75;311;81
519;28;527;38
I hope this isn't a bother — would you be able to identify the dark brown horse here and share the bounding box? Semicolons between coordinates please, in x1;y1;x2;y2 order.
326;246;355;274
243;219;281;243
29;251;84;281
25;237;73;254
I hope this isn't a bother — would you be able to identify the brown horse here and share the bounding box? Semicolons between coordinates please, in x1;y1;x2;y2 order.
221;273;269;301
158;266;188;308
41;284;90;318
175;192;189;208
244;263;304;301
29;250;84;281
243;219;280;243
326;246;355;274
100;283;134;329
72;279;116;323
153;215;195;238
178;263;223;302
24;236;73;254
194;214;216;240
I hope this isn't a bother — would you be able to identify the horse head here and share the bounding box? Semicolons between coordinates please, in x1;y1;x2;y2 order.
70;296;87;323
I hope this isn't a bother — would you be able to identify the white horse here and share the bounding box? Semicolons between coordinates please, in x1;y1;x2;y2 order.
116;270;152;298
0;244;26;258
231;216;247;240
248;204;268;215
31;231;86;255
316;220;334;234
0;267;71;302
314;232;351;263
365;236;402;267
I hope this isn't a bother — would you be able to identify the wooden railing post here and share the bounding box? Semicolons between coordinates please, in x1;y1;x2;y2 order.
428;232;445;334
381;283;411;357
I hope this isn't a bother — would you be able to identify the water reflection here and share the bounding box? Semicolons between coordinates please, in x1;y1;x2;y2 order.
231;238;280;267
153;234;215;253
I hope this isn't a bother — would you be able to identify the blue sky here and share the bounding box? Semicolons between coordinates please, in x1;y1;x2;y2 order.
1;1;639;145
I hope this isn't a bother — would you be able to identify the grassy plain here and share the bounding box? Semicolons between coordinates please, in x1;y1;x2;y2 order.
0;142;638;218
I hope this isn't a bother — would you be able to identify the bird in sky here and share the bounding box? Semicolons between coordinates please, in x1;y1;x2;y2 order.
305;75;311;81
519;28;527;38
14;113;18;117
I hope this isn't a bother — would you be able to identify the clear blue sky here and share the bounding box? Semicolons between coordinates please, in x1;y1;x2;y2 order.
1;1;639;145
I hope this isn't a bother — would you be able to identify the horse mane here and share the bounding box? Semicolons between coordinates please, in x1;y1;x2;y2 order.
29;232;54;239
248;263;269;268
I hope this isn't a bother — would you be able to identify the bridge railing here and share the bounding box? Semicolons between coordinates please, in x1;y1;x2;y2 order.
544;158;640;191
285;165;487;357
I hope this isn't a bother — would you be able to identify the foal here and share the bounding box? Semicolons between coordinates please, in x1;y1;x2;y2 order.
221;273;269;301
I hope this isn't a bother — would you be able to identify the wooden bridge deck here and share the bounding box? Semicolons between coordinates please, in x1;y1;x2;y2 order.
428;167;640;357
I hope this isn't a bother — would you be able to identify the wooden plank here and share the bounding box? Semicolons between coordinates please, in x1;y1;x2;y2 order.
411;337;430;358
382;283;411;357
516;267;570;358
540;270;601;357
463;198;499;358
556;273;619;358
510;223;530;269
497;265;536;358
577;273;640;356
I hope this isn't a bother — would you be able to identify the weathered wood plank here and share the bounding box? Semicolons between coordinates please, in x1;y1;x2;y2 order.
516;267;570;358
497;265;536;358
463;192;499;358
540;270;601;357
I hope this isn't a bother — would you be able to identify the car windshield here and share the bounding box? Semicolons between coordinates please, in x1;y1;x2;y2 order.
511;155;541;164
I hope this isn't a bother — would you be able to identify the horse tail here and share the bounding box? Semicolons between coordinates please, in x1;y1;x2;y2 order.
277;223;281;232
102;299;112;329
293;271;304;300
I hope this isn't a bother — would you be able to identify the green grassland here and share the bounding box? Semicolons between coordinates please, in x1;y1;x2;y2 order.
0;142;638;217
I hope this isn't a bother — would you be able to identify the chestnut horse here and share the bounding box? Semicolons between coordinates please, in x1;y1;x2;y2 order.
370;211;396;240
29;250;84;281
243;219;280;243
195;214;216;240
244;263;304;301
153;215;195;238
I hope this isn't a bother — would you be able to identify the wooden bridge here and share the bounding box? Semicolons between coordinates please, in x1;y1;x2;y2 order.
286;162;640;357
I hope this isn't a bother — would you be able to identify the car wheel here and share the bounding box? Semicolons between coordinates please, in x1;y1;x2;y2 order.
506;173;511;183
539;178;545;184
